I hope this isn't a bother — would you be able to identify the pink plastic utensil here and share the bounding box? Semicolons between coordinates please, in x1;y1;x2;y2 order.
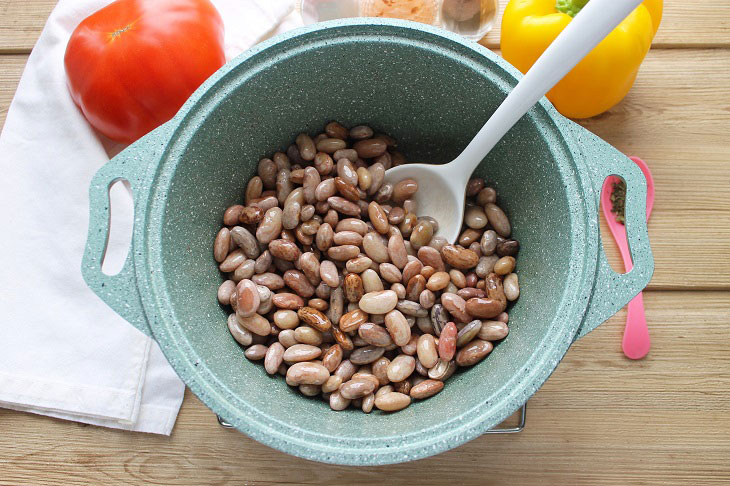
601;156;655;359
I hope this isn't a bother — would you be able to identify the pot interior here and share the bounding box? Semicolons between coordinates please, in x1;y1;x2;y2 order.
149;22;588;461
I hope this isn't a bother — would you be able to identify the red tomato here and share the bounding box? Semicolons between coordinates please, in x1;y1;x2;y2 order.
64;0;225;143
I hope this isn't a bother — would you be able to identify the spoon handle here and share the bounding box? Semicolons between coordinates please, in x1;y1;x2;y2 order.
452;0;643;173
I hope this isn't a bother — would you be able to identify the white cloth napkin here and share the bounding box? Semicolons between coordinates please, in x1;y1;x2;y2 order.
0;0;302;435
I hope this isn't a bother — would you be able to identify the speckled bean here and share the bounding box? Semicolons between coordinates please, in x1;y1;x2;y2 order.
455;339;493;366
385;309;411;346
252;272;285;290
339;309;368;333
504;272;520;301
235;279;260;317
362;232;390;263
214;228;231;263
405;274;426;302
227;313;253;346
438;322;457;360
396;299;428;317
361;269;384;293
358;322;394;347
407;378;442;400
334;359;357;381
282;344;322;363
456;319;482;347
244;344;268;360
315;223;334;252
494;256;516;275
237;313;271;336
346;255;373;274
359;290;398;314
286;362;330;385
264;342;285;374
344;273;365;303
256;207;283;244
416;334;439;368
322;344;343;372
374;392;411;411
485;203;511;237
441;245;479;270
327;245;360;261
327;287;345;328
349;346;386;365
217;280;236;305
417;246;445;272
294;326;323;346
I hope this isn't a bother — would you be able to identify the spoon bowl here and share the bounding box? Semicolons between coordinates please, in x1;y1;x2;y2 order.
384;162;469;243
385;0;643;243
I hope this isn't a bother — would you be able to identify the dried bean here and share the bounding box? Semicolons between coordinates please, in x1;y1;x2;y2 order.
297;306;331;332
485;203;511;237
271;292;304;310
358;322;394;347
456;339;493;366
237;313;271;336
245;344;268;360
375;392;411;411
286;362;330;385
322;344;343;372
441;245;479;270
328;245;360;261
350;346;386;365
385;309;411;346
264;342;285;374
340;378;377;399
494;256;516;275
504;272;520;301
294;326;323;346
316;137;347;154
339;309;368;333
359;290;398;314
396;299;428;317
456;320;482;347
283;344;322;363
214;228;231;263
465;297;503;319
417;246;445;271
363;232;390;263
344;273;365;303
227;313;253;346
331;325;354;351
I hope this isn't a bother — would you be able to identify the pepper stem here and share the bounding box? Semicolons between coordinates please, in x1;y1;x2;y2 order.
555;0;589;17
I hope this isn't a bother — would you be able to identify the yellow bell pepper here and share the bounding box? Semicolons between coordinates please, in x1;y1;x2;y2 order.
501;0;662;118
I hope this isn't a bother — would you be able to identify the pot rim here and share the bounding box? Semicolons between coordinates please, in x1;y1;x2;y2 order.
136;18;598;465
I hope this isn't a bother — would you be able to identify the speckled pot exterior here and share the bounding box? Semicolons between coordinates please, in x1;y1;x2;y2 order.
82;19;653;465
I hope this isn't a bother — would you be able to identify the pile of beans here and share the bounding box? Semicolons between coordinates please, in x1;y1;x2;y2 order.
213;122;520;413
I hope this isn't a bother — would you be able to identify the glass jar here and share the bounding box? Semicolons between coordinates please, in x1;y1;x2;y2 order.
297;0;499;41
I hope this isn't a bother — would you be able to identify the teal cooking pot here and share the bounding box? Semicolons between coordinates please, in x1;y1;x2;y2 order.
82;19;653;465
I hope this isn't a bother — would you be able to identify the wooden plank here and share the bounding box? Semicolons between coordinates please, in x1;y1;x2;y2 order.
2;49;729;289
586;49;730;289
0;0;55;53
0;55;25;126
0;291;728;485
0;0;730;53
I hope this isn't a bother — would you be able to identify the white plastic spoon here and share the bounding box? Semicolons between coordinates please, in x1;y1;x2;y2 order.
384;0;644;243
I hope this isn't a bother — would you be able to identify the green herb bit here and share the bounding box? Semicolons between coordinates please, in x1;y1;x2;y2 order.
610;179;626;225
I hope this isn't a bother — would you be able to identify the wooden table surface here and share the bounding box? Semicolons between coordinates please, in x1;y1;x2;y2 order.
1;2;728;484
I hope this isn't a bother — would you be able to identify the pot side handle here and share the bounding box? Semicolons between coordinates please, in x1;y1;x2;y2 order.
574;132;655;339
80;123;173;338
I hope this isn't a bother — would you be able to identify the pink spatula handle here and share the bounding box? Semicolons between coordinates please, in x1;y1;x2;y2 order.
622;291;651;359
